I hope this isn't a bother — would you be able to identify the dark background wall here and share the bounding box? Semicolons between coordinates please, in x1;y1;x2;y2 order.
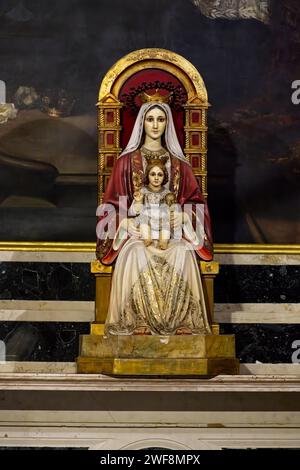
0;0;275;112
0;0;299;243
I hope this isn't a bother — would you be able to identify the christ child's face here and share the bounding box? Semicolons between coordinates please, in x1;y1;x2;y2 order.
148;166;164;189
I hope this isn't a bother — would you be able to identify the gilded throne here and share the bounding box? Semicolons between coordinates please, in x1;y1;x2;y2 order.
77;48;238;375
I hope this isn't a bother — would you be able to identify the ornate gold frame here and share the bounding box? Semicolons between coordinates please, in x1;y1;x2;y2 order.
0;242;299;254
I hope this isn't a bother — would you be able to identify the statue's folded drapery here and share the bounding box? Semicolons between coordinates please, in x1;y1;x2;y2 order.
105;238;211;335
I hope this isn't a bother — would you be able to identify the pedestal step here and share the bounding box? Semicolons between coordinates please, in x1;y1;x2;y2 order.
77;334;239;376
79;334;235;358
77;356;239;375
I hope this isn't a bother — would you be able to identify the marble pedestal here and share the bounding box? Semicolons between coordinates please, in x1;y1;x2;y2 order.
77;334;239;376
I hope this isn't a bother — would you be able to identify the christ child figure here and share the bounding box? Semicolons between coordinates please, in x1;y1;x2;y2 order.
131;160;177;250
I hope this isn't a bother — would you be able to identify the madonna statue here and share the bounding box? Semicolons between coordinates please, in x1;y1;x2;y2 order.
96;93;213;336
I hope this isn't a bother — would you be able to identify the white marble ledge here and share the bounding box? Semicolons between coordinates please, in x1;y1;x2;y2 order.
1;362;300;376
0;300;94;322
1;373;300;392
215;253;300;265
0;251;94;263
0;301;299;323
0;427;300;450
0;361;76;374
214;303;300;323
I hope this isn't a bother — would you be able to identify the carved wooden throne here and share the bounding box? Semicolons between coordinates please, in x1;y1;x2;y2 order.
77;48;239;375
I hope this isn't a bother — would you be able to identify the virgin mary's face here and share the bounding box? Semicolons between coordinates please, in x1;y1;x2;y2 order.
144;107;167;140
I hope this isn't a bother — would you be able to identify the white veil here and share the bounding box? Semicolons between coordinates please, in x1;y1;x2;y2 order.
118;102;189;163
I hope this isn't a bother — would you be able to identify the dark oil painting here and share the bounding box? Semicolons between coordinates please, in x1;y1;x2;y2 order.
0;0;299;244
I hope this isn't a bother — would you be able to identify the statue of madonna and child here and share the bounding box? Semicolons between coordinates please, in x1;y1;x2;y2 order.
96;91;214;337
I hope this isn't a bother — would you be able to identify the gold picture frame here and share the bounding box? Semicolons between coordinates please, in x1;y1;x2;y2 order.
0;242;299;254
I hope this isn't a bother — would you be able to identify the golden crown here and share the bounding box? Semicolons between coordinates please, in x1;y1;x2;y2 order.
140;89;173;104
145;156;169;166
